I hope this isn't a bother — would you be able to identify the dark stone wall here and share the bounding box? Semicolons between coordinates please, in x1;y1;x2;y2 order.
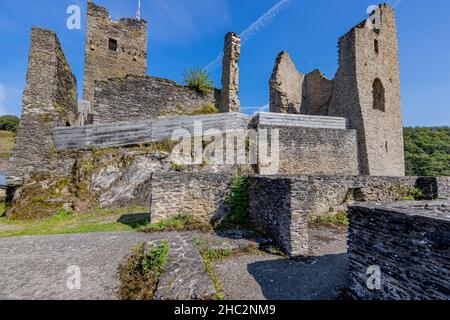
247;175;449;256
247;176;309;257
348;201;450;300
7;27;78;186
93;75;220;124
150;172;233;224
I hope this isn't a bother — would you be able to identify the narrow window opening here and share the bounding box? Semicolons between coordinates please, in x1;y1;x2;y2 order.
385;141;388;153
108;38;118;52
372;78;385;112
374;39;379;54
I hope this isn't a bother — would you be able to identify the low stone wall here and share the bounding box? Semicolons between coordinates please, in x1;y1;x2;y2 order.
247;175;449;256
93;75;220;124
248;176;309;257
348;201;450;300
150;173;234;224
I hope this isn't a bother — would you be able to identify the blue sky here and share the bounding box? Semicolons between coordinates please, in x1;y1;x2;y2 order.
0;0;449;127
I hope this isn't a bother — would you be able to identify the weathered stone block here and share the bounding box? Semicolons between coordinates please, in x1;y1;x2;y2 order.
348;201;450;300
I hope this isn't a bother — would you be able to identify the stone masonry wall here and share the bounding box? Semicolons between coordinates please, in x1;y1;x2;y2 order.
329;4;405;176
83;2;147;103
7;27;78;186
301;70;334;116
220;32;241;112
348;201;450;300
150;173;234;224
269;51;304;114
248;176;309;257
258;126;359;176
93;75;220;124
248;175;449;256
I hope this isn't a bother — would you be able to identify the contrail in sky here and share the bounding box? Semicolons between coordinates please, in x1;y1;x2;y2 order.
204;0;291;72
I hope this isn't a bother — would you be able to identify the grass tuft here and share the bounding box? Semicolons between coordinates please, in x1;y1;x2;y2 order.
309;211;349;226
118;241;169;300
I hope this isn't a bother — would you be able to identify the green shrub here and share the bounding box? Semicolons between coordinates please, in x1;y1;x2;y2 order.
0;115;20;133
183;67;214;95
215;174;250;230
118;241;169;300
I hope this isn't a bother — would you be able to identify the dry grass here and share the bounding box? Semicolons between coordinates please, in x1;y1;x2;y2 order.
0;130;15;159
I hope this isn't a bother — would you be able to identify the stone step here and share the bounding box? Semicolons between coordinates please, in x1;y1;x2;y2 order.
152;234;216;300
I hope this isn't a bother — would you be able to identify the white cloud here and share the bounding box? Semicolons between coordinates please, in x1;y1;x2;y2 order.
242;103;270;115
0;83;7;115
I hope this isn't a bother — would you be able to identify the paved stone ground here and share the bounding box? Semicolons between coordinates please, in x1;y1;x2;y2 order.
154;234;216;300
0;232;162;300
0;225;348;300
214;225;348;300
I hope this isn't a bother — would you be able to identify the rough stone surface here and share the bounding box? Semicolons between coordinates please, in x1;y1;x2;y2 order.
220;32;241;112
83;2;147;104
301;70;334;116
150;173;234;224
348;201;450;300
93;75;220;124
269;4;405;176
154;234;216;300
258;126;359;176
248;176;309;257
0;232;159;300
269;51;304;114
6;27;78;186
248;175;449;256
329;4;405;176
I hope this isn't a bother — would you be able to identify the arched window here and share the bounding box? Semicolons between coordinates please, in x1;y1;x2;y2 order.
373;78;385;112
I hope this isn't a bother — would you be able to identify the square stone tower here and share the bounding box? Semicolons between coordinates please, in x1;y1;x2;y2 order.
82;1;148;104
329;4;405;176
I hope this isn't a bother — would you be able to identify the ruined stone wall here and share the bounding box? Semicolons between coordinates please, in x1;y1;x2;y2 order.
93;75;220;123
301;70;334;116
329;4;405;176
248;175;449;257
348;201;450;300
269;51;304;114
258;126;359;176
83;2;147;103
7;27;78;186
150;173;234;224
248;176;309;257
220;32;241;112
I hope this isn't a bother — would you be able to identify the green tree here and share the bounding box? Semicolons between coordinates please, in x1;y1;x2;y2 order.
404;127;450;177
0;115;20;133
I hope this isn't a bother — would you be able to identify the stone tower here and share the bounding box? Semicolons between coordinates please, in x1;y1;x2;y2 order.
220;32;241;112
83;1;148;104
329;4;405;176
7;27;78;186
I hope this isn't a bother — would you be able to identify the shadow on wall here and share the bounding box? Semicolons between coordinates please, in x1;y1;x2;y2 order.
247;253;348;300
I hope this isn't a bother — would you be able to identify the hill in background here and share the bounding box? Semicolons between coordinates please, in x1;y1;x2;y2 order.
404;127;450;177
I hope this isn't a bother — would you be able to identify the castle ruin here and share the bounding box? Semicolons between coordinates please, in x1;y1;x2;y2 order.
4;2;450;299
